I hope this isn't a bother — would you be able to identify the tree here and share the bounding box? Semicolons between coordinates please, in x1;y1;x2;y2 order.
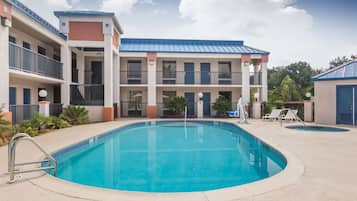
329;55;357;69
280;75;300;101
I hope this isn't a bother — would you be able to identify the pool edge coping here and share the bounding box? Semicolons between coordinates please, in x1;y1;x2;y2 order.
28;119;305;201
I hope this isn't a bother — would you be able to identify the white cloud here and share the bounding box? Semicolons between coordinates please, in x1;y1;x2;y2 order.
102;0;153;15
19;0;72;26
177;0;324;67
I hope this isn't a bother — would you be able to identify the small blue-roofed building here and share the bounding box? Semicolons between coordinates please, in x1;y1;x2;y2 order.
312;61;357;125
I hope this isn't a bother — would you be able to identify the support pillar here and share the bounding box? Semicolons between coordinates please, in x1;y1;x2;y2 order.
241;55;251;106
261;55;268;102
39;101;50;117
103;34;114;121
147;52;157;118
113;53;120;118
61;45;71;106
0;21;9;112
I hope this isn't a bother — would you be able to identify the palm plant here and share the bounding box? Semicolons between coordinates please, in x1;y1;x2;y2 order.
213;97;231;116
166;96;187;115
60;106;89;125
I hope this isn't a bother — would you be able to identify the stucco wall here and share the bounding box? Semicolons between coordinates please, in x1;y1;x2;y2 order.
68;22;104;41
83;106;103;122
157;87;241;116
9;77;55;105
314;80;357;125
9;27;57;59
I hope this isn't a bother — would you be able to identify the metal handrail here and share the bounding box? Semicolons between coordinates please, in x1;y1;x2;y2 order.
8;133;57;183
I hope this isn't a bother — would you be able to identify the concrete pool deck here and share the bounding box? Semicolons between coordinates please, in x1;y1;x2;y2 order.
0;119;356;201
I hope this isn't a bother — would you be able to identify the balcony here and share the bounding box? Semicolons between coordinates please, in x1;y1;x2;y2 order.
9;42;63;80
70;84;104;105
120;71;148;84
156;71;243;85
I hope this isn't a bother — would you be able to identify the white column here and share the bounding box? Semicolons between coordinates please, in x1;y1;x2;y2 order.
104;34;113;107
0;25;9;111
77;50;85;84
147;57;157;106
241;61;250;104
113;53;120;104
261;62;268;102
61;45;71;106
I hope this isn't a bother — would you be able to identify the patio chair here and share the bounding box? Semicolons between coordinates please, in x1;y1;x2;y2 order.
282;109;299;121
263;109;282;120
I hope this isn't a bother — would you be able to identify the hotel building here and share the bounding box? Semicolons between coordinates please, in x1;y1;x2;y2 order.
0;0;269;123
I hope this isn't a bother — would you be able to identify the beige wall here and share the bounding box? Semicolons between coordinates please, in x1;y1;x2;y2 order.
9;77;55;105
9;27;57;59
156;58;242;84
314;80;357;125
83;106;103;122
157;87;241;116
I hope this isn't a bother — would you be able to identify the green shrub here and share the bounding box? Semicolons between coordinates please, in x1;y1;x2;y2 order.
0;110;12;145
166;96;187;115
60;106;89;125
48;116;71;129
15;113;71;137
213;97;231;115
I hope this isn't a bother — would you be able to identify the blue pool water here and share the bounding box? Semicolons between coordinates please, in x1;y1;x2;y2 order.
51;121;286;192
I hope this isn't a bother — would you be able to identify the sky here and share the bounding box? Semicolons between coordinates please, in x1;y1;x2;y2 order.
18;0;357;69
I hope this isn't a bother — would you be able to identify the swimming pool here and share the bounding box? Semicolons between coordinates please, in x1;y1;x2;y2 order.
286;125;348;132
51;121;286;192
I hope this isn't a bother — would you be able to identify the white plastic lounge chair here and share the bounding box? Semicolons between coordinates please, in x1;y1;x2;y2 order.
263;109;282;120
282;109;298;121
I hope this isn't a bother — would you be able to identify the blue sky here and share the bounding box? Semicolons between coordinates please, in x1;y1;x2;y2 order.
20;0;357;68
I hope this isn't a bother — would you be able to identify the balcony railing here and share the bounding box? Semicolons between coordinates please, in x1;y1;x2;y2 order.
250;72;262;85
120;101;147;117
120;71;148;84
9;104;39;124
70;84;104;105
9;42;63;80
156;71;243;85
49;103;63;116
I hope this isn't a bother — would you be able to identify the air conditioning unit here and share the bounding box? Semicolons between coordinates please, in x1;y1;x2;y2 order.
1;17;12;27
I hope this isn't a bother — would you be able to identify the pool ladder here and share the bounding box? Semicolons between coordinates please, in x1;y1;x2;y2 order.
8;133;57;183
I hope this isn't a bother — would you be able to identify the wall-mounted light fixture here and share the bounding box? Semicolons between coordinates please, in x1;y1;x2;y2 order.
198;92;203;101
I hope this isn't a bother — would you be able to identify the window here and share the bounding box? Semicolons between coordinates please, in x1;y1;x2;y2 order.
127;60;142;84
38;46;46;56
53;48;61;61
163;61;176;84
9;36;16;44
22;41;30;49
218;62;232;79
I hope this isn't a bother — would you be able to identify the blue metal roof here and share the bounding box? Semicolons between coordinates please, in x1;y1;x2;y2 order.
54;10;123;34
6;0;66;40
312;61;357;81
120;38;269;55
